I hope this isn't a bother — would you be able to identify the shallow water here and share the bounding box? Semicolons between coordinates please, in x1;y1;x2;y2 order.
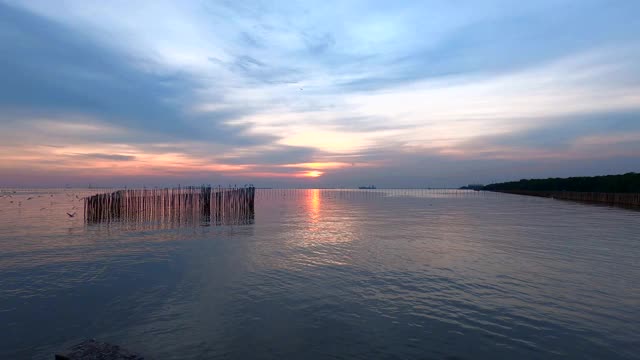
0;189;638;359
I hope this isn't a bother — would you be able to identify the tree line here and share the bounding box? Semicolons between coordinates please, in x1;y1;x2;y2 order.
483;172;640;193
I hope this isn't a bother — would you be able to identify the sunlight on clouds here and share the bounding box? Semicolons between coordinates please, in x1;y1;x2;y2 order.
345;50;640;147
281;162;351;170
296;170;324;178
280;49;640;166
278;129;372;153
218;48;640;161
2;1;640;186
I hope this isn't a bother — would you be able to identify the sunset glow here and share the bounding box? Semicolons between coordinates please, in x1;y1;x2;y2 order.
281;162;350;170
299;171;324;178
0;1;638;187
2;3;639;359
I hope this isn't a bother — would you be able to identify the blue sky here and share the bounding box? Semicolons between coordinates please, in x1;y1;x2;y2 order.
0;0;639;187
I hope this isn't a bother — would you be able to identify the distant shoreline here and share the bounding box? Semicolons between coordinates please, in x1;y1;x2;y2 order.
482;172;639;193
464;173;640;208
491;189;640;208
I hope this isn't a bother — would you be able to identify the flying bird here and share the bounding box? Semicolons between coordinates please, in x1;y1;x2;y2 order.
66;212;77;218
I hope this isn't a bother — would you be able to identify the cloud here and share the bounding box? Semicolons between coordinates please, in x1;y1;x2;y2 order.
0;2;262;146
220;145;321;165
72;153;137;161
209;55;304;85
1;0;640;187
335;1;640;91
419;109;640;164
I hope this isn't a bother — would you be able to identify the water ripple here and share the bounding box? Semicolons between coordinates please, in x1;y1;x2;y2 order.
0;189;639;359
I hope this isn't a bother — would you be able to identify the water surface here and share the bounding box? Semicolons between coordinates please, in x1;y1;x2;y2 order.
0;189;638;359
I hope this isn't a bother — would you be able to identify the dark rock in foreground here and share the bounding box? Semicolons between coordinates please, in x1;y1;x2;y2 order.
55;339;145;360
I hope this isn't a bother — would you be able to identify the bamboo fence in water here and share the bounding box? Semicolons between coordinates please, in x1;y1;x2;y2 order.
84;186;255;225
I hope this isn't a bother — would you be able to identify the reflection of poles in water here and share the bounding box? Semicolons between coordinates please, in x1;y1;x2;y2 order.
211;186;255;225
84;186;255;225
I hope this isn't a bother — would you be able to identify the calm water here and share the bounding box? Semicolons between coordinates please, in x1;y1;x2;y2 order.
0;189;638;359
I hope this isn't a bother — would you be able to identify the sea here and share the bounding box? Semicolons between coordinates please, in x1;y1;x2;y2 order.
0;188;638;359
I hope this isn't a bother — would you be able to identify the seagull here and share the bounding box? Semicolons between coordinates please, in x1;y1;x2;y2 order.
66;212;77;218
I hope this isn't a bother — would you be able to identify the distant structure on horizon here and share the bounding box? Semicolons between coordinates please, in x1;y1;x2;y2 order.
358;185;377;189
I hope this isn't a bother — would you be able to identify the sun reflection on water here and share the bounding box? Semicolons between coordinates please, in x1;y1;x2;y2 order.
309;189;321;223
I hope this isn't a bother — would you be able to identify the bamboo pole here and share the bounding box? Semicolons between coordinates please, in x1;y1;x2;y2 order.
84;186;256;225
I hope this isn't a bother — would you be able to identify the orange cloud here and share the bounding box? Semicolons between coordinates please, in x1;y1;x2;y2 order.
281;162;350;170
296;170;324;178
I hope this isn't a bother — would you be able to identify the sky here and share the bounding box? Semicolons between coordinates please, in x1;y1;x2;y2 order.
0;0;639;188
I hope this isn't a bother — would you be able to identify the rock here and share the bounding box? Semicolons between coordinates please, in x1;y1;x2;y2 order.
54;339;145;360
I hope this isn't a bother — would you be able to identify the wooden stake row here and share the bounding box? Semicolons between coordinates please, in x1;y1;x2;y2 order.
84;186;255;225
